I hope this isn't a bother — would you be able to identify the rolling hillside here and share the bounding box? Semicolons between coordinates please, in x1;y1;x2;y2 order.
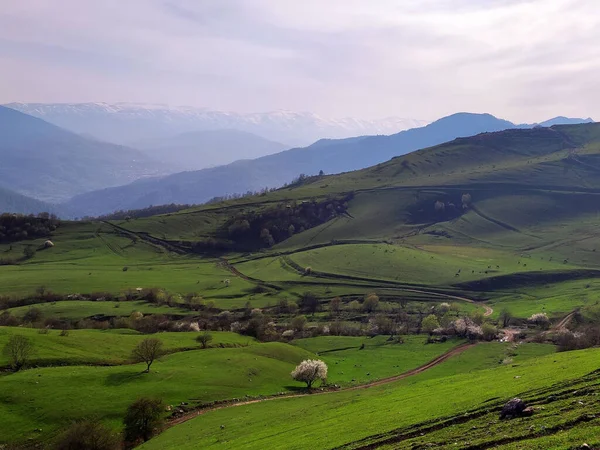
63;113;522;216
0;106;170;203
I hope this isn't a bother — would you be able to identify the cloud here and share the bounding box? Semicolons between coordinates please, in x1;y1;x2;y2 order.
0;0;598;122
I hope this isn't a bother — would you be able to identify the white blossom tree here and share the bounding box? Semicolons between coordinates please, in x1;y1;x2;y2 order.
291;359;328;388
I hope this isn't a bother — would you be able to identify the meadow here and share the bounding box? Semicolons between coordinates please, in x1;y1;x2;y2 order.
139;346;599;450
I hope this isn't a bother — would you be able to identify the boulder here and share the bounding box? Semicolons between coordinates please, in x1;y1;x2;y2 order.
500;398;527;419
521;406;534;416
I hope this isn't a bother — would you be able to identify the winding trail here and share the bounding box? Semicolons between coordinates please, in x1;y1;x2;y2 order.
552;309;578;332
167;342;476;428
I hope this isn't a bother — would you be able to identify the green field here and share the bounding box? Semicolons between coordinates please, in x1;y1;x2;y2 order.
0;328;253;367
6;300;193;320
139;346;599;450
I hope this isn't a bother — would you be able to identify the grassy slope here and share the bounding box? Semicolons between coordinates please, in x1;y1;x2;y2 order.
0;342;313;444
0;328;253;366
5;300;193;320
293;335;460;386
140;345;598;450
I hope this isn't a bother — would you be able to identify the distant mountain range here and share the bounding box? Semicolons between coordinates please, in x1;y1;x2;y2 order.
132;129;289;170
63;112;593;217
0;104;593;217
4;103;429;147
0;106;169;203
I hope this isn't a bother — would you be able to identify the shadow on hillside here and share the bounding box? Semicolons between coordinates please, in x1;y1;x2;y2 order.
282;385;313;392
104;371;146;386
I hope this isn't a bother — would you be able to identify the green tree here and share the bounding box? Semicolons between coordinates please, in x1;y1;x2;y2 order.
363;293;379;313
499;308;513;328
421;314;441;335
123;398;164;443
290;315;307;332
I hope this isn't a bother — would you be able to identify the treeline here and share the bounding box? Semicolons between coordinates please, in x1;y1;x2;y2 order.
0;212;59;243
213;194;352;251
90;204;194;221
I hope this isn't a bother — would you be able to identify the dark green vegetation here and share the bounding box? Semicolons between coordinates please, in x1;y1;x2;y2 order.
3;122;600;448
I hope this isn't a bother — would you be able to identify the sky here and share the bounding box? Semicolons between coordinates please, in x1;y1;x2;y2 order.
0;0;599;122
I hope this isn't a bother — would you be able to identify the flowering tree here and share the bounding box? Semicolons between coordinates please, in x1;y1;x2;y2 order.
291;359;328;388
528;312;550;329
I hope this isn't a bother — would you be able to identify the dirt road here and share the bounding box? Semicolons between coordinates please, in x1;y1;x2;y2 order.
168;342;476;428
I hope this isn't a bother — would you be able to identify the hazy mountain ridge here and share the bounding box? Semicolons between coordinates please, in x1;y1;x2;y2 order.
0;106;170;203
62;112;528;216
4;102;429;146
132;129;289;170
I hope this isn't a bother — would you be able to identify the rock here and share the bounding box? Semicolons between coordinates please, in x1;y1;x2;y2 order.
500;398;527;419
522;407;534;416
581;444;591;449
220;425;225;429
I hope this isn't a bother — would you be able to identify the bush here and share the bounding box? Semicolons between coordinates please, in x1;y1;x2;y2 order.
123;398;164;444
363;293;379;313
421;314;440;335
291;359;328;388
481;323;498;341
528;312;550;329
290;315;307;332
57;420;120;450
2;335;34;371
196;332;213;348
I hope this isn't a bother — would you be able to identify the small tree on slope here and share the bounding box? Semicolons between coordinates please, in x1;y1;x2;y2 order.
291;359;328;388
131;338;163;373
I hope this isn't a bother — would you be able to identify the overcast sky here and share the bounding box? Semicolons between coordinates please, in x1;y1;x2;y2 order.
0;0;599;122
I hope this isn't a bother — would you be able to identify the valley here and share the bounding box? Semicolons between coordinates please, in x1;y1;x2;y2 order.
2;122;600;448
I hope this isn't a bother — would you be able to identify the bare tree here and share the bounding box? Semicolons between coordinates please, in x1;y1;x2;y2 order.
3;335;33;371
131;338;163;372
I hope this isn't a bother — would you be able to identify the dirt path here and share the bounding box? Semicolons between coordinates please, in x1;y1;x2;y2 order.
167;342;476;428
552;309;577;332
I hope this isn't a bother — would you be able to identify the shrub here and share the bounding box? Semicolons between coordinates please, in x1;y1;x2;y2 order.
290;315;307;332
363;293;380;313
291;359;328;388
528;312;550;329
422;314;441;335
196;332;213;349
481;323;498;341
57;419;120;450
3;335;34;371
123;398;164;444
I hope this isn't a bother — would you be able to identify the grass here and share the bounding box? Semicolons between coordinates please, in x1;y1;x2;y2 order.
0;327;254;367
5;300;193;320
293;335;460;386
0;342;313;444
0;222;255;301
139;345;598;450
